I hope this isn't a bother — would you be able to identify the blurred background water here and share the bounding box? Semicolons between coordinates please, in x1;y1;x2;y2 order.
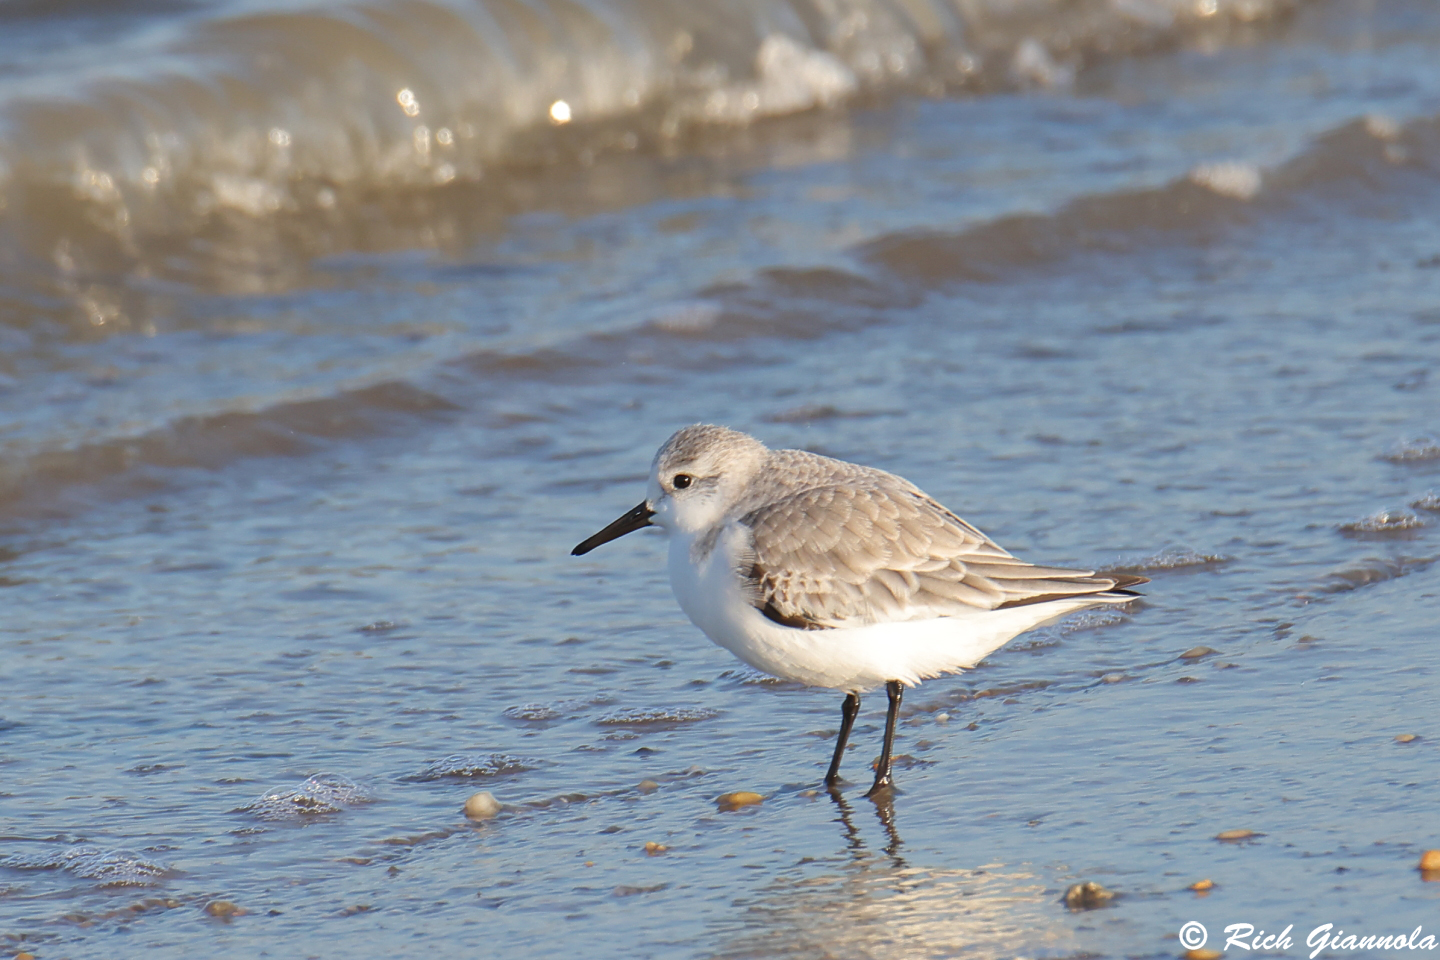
2;0;1440;956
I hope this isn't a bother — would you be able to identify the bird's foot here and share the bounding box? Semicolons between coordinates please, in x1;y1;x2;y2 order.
864;777;894;799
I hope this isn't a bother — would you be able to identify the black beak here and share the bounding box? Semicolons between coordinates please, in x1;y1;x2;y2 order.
572;501;655;556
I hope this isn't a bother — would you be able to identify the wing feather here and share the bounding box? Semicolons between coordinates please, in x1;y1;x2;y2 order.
742;472;1144;629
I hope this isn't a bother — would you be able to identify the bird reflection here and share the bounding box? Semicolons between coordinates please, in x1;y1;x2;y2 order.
828;784;905;864
708;788;1068;959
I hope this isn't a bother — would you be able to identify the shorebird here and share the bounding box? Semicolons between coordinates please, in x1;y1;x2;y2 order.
572;425;1145;796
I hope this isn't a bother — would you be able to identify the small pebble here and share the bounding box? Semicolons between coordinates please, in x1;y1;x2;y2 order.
464;791;502;821
636;779;659;794
935;713;950;723
16;953;36;960
1062;881;1114;909
1101;673;1125;684
584;861;594;867
1419;850;1440;872
1189;878;1215;891
797;789;818;798
716;791;764;811
644;842;668;856
204;900;246;919
1216;828;1260;841
1180;646;1217;660
1396;733;1419;743
1184;949;1223;960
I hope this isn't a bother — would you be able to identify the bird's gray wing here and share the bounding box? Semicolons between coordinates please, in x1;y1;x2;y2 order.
740;480;1143;629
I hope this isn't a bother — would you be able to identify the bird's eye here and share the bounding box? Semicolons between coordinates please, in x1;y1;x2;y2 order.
672;474;693;490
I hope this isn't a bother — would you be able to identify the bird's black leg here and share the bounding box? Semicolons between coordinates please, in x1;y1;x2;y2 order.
866;680;904;797
824;692;860;787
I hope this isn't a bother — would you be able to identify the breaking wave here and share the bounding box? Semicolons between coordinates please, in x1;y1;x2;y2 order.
0;0;1299;332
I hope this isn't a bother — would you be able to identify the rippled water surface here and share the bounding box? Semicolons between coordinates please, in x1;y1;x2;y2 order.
3;0;1440;956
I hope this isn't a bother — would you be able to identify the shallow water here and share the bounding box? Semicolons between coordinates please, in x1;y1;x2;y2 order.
4;0;1440;956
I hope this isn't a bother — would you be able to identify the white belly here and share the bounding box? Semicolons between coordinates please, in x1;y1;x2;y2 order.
666;523;1120;692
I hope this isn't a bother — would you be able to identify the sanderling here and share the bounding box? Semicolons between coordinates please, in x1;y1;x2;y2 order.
573;425;1145;796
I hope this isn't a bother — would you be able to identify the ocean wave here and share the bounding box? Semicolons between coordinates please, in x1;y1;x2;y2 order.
1337;510;1427;537
4;105;1434;526
862;113;1433;285
0;378;460;519
0;0;1300;330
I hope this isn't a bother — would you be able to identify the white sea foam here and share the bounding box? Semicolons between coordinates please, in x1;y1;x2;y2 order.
1189;161;1263;200
240;773;371;820
0;845;170;887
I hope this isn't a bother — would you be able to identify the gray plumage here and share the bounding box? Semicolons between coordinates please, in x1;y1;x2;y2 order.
656;426;1144;630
